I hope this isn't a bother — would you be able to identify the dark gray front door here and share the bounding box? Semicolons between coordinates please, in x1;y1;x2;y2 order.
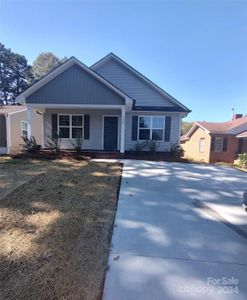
104;116;118;150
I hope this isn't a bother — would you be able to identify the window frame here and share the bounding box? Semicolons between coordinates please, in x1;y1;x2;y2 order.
21;121;28;138
214;137;224;152
138;116;165;141
199;138;205;153
58;114;84;139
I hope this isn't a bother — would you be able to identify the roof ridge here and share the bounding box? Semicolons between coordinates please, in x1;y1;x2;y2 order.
91;53;191;112
16;56;133;102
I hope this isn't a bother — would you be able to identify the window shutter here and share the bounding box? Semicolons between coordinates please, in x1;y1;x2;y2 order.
84;115;90;140
164;116;171;141
211;137;215;151
238;138;243;154
51;114;58;137
132;116;138;141
223;137;228;152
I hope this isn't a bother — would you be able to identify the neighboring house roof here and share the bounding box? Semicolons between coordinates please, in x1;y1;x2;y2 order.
0;105;27;115
180;134;190;141
91;52;191;113
183;116;247;140
237;131;247;138
15;57;133;106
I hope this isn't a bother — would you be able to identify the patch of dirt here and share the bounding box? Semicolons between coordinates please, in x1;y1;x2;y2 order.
0;158;48;200
0;158;122;300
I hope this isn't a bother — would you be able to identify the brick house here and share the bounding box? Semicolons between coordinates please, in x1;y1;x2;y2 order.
181;114;247;163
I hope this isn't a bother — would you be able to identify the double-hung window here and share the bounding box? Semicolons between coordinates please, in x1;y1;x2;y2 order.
199;138;205;153
59;115;70;138
138;116;164;141
58;115;83;139
21;121;28;137
214;137;223;152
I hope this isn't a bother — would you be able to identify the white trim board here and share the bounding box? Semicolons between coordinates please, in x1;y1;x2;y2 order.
5;115;11;154
7;108;27;116
26;104;126;109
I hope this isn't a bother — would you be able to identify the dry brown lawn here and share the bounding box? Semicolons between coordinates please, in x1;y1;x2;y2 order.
0;158;122;300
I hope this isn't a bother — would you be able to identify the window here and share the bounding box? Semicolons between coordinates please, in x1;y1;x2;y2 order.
72;115;83;138
152;117;164;140
59;115;70;138
199;138;205;153
58;115;83;139
214;137;223;152
138;116;164;141
21;121;28;137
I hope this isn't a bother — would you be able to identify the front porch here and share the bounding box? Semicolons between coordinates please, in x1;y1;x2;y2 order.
27;105;127;153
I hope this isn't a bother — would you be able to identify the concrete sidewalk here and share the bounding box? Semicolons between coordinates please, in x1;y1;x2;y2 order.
103;160;247;300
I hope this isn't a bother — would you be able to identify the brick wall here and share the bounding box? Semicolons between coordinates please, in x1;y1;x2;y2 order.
181;127;211;163
209;135;239;163
181;128;241;164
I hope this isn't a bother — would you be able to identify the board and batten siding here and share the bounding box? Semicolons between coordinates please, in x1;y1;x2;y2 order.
26;64;125;105
44;109;121;150
125;112;181;151
92;59;176;107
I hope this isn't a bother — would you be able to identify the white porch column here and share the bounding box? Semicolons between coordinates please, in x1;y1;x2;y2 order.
27;107;33;138
36;108;46;148
120;107;126;153
5;114;11;154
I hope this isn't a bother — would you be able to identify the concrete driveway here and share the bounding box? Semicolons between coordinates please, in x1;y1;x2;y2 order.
103;160;247;300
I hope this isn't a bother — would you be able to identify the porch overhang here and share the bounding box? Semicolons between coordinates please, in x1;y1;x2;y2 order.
26;103;128;154
237;131;247;138
26;102;132;112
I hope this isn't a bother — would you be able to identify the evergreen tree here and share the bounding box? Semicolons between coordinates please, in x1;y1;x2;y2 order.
0;43;32;103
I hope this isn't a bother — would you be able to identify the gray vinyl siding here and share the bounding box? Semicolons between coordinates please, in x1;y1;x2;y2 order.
92;59;176;107
125;112;181;151
0;115;7;147
44;109;180;151
44;109;121;150
26;65;125;105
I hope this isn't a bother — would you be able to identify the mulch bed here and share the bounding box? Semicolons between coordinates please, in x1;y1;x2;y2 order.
12;150;189;162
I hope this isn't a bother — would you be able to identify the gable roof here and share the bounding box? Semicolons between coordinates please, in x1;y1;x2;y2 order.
91;52;191;113
184;116;247;139
15;56;133;106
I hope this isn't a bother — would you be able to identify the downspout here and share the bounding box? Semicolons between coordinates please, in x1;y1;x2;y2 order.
208;135;212;163
178;114;182;146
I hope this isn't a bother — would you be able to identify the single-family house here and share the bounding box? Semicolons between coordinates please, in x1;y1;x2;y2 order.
181;114;247;163
16;53;190;153
0;105;42;154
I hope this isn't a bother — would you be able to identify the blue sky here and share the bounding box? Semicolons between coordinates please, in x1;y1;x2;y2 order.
1;0;247;121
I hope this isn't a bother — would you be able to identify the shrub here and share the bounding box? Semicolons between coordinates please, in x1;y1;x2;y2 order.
134;141;148;152
148;140;159;154
22;136;40;153
71;136;83;154
45;133;61;153
238;153;247;168
170;143;184;158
